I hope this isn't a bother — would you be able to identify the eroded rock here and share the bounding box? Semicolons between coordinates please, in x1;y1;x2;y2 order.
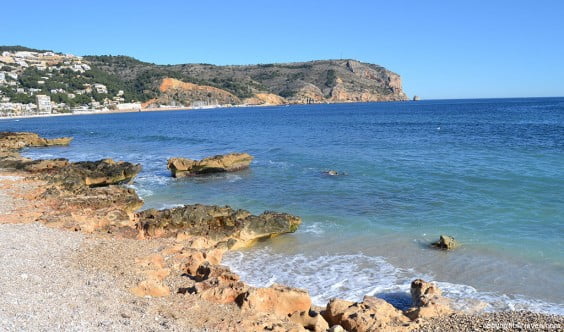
0;132;72;150
404;279;452;320
136;204;301;247
167;153;253;177
431;235;458;250
237;284;312;317
47;159;142;190
323;296;408;332
289;310;329;332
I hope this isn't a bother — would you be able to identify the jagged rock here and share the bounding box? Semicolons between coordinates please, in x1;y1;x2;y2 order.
289;310;329;332
323;296;408;332
136;204;301;247
21;158;70;172
323;298;355;326
167;153;253;177
0;132;72;150
404;279;452;320
191;264;249;304
38;185;143;234
431;235;458;250
47;159;142;191
237;284;312;317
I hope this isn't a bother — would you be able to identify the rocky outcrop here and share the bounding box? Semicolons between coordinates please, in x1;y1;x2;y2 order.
323;297;409;332
167;153;253;177
237;284;312;317
322;280;452;331
39;185;143;234
46;159;142;190
291;83;325;104
158;78;241;106
431;235;458;250
404;279;452;320
289;310;329;332
244;93;287;105
136;204;301;248
0;132;72;150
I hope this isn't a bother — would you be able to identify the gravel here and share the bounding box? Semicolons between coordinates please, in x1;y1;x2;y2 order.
413;311;564;331
0;222;187;332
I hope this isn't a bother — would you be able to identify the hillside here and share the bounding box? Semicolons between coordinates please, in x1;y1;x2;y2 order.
0;46;408;115
86;56;409;105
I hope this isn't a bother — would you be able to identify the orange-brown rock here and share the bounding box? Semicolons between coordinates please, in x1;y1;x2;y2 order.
159;78;241;106
323;298;356;326
404;279;452;320
323;296;409;332
167;153;253;177
131;280;171;297
0;132;72;150
237;284;312;317
289;310;330;332
244;93;287;105
290;83;325;104
38;185;143;234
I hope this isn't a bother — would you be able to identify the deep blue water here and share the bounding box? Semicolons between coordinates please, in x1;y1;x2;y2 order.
1;98;563;313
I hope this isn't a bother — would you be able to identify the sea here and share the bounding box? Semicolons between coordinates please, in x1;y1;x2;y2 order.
1;98;563;314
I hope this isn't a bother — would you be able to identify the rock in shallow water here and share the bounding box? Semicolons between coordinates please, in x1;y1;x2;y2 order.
167;153;253;177
431;235;458;250
0;132;73;150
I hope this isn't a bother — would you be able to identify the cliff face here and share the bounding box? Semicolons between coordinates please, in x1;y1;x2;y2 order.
158;78;241;106
84;56;409;106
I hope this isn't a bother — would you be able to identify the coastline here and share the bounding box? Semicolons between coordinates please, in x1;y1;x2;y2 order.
1;133;563;331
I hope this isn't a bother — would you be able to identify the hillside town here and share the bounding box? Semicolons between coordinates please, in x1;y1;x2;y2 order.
0;50;140;117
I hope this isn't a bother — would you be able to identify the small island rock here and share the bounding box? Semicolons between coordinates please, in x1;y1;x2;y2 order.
167;153;253;177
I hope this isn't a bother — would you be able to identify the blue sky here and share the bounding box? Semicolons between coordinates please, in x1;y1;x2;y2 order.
1;0;563;99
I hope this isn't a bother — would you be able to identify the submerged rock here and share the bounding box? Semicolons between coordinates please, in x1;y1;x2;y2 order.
136;204;301;247
0;132;72;150
167;153;253;177
431;235;458;250
323;170;346;176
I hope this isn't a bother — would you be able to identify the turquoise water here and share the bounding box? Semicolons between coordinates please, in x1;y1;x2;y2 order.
2;98;563;313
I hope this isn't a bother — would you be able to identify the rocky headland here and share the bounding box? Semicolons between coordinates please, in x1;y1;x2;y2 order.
1;131;562;331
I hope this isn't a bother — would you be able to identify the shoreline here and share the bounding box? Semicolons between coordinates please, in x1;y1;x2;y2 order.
1;132;563;331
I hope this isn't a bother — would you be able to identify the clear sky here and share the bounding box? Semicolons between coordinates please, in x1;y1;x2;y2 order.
1;0;563;99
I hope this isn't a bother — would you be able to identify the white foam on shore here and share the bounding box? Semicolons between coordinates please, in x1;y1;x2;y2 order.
227;174;243;183
222;248;564;315
158;203;185;210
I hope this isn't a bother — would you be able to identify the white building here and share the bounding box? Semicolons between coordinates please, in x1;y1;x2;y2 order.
116;103;141;111
93;84;108;94
36;95;52;114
